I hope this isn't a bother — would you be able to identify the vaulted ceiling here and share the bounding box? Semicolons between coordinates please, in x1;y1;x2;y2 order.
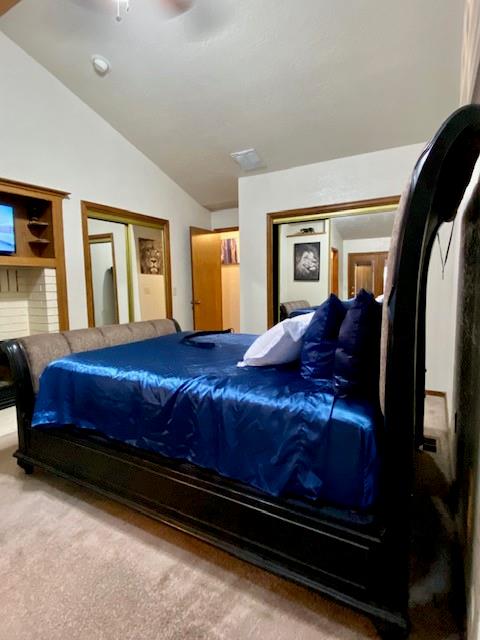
0;0;465;209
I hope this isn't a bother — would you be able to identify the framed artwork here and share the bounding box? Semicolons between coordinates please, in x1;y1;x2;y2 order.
294;242;320;281
221;237;239;265
139;237;164;275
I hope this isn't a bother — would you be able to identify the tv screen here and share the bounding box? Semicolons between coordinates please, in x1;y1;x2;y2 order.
0;204;15;254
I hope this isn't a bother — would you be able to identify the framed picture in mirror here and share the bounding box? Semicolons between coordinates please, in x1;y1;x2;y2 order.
294;242;320;281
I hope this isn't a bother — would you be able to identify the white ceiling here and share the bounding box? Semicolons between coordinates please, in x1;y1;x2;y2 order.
331;210;396;240
0;0;465;209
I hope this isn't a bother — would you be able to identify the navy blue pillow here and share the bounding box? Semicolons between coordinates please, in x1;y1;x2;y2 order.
333;289;382;396
300;294;346;379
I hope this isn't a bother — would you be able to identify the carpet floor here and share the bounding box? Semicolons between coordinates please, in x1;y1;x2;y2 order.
0;399;461;640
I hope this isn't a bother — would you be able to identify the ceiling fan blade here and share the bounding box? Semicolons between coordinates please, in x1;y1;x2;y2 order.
182;0;231;39
0;0;23;17
160;0;194;17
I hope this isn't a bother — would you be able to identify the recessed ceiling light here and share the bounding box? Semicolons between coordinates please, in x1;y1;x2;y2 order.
91;55;111;77
230;148;266;172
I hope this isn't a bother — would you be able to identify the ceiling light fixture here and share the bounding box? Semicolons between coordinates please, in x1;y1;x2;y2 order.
92;55;111;76
230;148;266;172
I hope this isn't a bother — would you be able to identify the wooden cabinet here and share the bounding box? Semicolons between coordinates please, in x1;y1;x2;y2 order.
0;177;70;330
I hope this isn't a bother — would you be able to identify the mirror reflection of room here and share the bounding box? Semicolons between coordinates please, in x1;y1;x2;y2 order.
277;207;396;322
86;209;170;327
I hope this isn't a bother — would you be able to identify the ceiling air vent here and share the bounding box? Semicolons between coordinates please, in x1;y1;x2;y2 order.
230;148;265;172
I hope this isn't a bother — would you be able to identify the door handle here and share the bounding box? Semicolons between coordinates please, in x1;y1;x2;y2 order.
191;300;201;306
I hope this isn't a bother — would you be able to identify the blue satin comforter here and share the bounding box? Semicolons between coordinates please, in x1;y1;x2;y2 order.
32;332;380;509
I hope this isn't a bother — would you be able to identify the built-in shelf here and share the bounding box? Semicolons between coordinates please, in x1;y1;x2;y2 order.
0;256;56;268
27;220;49;229
29;238;51;245
286;231;325;238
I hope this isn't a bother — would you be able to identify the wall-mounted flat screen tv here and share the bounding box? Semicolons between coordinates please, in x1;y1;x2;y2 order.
0;204;15;254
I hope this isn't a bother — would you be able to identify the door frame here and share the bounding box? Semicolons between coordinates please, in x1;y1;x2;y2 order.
330;247;339;296
266;195;400;327
81;201;173;327
347;250;389;299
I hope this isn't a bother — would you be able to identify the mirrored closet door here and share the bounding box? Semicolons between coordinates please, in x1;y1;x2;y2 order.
82;202;172;328
267;197;400;326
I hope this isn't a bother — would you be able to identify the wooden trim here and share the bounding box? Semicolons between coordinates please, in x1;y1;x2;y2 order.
286;231;325;238
266;195;401;327
214;226;239;233
82;201;168;228
88;233;113;244
0;176;70;199
268;196;400;221
0;256;56;268
81;203;95;327
81;201;173;326
425;390;447;398
330;247;339;296
162;221;173;321
51;196;69;331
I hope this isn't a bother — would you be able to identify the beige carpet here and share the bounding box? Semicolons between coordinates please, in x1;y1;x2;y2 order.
0;397;460;640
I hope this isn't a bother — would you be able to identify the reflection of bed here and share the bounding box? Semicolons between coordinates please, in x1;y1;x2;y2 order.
5;106;480;639
279;299;311;320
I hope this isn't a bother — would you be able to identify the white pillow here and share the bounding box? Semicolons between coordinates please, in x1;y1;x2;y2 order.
238;312;314;367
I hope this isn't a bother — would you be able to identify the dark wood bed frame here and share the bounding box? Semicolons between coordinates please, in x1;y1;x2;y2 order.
4;105;480;639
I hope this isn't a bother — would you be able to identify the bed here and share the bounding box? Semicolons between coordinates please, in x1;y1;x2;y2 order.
31;331;380;510
5;105;480;639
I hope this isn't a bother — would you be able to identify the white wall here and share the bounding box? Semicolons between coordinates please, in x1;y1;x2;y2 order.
279;220;330;307
211;208;239;229
341;236;391;299
426;221;458;412
0;33;210;332
239;142;457;401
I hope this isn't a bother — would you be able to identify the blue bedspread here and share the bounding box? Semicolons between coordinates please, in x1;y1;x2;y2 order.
32;332;380;509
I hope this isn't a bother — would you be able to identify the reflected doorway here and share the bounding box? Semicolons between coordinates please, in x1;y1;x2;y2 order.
347;251;388;299
88;233;119;326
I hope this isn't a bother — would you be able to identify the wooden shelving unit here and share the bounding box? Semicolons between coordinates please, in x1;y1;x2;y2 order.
286;231;325;238
0;177;70;330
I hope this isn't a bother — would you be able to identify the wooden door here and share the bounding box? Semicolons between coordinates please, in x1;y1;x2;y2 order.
347;251;388;298
190;227;223;330
330;247;339;296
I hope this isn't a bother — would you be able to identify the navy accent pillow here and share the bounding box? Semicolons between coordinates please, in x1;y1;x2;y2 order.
300;294;347;379
333;289;382;396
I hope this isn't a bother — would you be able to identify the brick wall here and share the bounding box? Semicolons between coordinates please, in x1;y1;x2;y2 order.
0;267;59;340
